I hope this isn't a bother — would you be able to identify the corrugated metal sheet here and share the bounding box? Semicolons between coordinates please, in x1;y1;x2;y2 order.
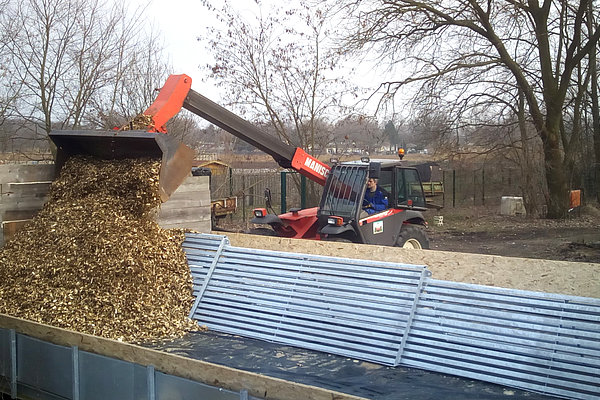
183;233;600;400
403;279;600;400
184;233;430;366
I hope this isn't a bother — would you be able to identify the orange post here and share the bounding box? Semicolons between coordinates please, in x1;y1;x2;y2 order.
569;190;581;208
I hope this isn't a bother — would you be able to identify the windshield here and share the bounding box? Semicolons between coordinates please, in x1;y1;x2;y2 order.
319;165;367;218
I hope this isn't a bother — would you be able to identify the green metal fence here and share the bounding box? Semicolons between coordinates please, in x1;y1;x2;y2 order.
209;166;597;223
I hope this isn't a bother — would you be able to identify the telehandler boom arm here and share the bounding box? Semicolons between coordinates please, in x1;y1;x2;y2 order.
49;74;329;203
146;74;330;186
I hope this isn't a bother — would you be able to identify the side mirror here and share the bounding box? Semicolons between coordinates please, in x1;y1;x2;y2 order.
368;162;381;179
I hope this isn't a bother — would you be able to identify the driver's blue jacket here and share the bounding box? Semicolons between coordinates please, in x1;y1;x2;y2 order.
363;187;388;215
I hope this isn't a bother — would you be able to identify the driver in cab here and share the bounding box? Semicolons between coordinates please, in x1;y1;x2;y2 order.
362;178;388;215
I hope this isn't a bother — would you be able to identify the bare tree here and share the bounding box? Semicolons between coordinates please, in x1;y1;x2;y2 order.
201;1;350;153
2;0;82;135
339;0;600;218
0;0;171;152
407;110;455;154
88;23;172;131
589;3;600;203
201;1;352;205
61;2;152;129
332;115;385;154
0;0;17;124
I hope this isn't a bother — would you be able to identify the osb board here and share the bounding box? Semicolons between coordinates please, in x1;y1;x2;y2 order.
2;220;30;240
0;182;52;196
0;182;51;225
0;197;48;216
0;176;52;246
2;209;39;221
223;232;600;299
0;314;366;400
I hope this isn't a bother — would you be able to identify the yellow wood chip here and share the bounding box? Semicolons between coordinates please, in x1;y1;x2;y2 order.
0;156;197;343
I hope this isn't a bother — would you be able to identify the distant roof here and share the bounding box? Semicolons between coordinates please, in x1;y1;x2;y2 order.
194;160;230;168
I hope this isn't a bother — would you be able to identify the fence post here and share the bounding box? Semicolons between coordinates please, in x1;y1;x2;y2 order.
482;169;485;205
242;173;246;222
452;170;456;208
280;171;287;214
442;170;446;208
228;167;233;222
228;167;233;196
473;170;476;206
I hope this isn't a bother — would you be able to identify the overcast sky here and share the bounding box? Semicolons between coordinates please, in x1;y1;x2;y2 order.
135;0;400;119
138;0;269;101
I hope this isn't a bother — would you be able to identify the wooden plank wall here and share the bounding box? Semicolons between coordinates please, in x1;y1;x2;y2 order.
0;164;55;246
157;175;211;233
0;165;211;246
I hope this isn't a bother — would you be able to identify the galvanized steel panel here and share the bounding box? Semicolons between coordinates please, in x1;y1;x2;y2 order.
184;233;429;366
17;334;73;399
401;280;600;400
183;233;600;400
78;351;147;400
0;328;263;400
155;371;246;400
0;328;9;378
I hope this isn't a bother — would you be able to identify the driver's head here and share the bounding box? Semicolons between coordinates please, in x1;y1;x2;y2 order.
367;178;378;191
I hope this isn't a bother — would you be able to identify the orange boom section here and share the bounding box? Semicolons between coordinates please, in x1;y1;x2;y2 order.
144;74;193;133
291;148;330;186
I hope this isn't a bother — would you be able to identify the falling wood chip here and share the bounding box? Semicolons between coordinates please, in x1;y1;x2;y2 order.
0;156;197;343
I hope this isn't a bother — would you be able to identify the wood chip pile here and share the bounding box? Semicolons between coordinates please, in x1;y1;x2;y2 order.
0;156;197;343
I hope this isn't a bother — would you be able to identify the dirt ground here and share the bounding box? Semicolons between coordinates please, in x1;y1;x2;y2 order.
428;205;600;263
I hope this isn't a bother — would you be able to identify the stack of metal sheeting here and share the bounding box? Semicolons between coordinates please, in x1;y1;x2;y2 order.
184;233;600;400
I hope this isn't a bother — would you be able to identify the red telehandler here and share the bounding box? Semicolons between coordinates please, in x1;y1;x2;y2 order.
49;74;429;249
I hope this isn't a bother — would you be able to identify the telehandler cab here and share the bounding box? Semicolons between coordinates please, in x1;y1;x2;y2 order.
252;157;430;249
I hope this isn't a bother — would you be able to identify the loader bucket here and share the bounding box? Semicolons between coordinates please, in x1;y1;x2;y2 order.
49;130;195;202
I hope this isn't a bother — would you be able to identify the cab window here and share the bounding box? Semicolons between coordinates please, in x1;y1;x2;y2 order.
396;168;426;207
377;170;393;199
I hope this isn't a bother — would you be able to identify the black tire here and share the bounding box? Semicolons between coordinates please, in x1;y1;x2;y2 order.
245;227;278;236
396;224;430;249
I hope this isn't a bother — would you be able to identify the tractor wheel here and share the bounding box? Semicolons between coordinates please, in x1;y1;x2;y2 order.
396;224;430;249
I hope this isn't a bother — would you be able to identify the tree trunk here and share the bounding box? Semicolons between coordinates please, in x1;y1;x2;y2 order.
542;127;569;218
589;6;600;203
517;89;539;216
